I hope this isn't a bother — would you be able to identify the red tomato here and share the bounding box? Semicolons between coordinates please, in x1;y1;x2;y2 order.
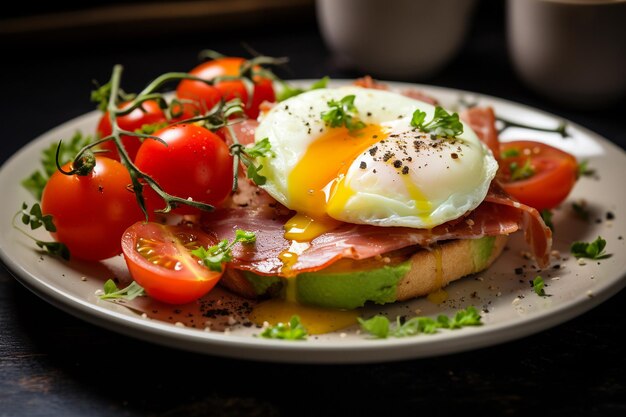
499;140;578;210
41;157;144;261
97;100;167;161
121;222;222;304
134;124;233;215
176;57;275;119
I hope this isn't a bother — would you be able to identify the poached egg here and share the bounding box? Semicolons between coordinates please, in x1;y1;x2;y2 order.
254;87;498;241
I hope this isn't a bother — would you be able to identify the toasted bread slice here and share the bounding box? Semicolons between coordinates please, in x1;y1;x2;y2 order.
220;235;508;309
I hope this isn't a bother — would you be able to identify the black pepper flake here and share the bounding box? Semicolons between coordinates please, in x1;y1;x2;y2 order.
451;153;459;159
367;112;372;117
401;166;409;175
359;161;367;169
373;135;378;138
369;146;378;156
383;151;394;162
514;267;524;275
606;211;615;220
393;160;402;168
373;169;377;173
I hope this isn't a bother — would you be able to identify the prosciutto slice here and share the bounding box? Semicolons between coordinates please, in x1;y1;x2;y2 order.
201;198;530;276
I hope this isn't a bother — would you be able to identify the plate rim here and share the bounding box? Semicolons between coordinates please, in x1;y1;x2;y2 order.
1;80;625;363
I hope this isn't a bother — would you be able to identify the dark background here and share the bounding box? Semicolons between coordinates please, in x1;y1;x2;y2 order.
1;1;625;416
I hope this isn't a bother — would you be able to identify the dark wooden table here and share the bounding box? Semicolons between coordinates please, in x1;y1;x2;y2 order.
1;3;625;416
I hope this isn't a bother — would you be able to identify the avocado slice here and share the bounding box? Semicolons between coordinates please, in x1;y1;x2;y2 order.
241;259;410;310
241;236;497;310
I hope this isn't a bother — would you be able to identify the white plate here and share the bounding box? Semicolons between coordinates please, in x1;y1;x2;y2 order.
1;82;625;363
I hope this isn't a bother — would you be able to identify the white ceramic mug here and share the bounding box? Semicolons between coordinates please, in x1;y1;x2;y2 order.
316;0;477;80
507;0;626;108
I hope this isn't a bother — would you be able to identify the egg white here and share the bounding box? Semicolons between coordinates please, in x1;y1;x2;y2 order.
254;86;498;229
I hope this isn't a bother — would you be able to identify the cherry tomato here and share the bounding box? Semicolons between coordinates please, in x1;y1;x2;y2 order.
121;222;222;304
41;157;144;261
97;100;168;161
499;140;578;210
176;57;276;119
134;124;233;215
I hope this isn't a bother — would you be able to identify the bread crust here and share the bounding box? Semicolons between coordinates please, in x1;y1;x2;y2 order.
396;235;508;301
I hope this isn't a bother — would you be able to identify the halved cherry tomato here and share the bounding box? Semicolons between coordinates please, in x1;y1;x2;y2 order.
134;124;233;215
41;157;144;260
176;57;275;119
499;140;578;210
97;100;168;161
121;222;222;304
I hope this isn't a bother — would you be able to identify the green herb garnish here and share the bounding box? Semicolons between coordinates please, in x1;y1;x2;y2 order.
13;202;70;260
100;279;145;300
509;159;535;181
321;94;366;131
21;132;93;200
358;306;482;339
577;160;595;179
277;77;329;102
410;106;464;138
229;137;275;188
192;229;256;272
532;276;549;297
260;315;308;340
571;236;611;260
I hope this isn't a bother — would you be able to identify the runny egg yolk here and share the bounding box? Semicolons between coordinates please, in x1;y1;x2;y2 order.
284;124;388;241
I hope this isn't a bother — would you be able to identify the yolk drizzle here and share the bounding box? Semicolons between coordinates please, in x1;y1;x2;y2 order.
400;172;433;226
284;124;387;242
427;245;448;304
249;276;360;335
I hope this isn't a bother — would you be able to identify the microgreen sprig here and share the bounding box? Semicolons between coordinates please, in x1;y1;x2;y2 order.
321;95;366;131
509;159;535;181
277;76;329;102
358;306;482;339
410;106;464;138
229;137;275;191
532;276;549;297
99;279;145;301
260;315;308;340
22;131;93;200
571;236;611;260
13;202;70;260
192;229;256;272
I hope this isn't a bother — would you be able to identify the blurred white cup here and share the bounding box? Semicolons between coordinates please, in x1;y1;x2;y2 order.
507;0;626;108
316;0;477;79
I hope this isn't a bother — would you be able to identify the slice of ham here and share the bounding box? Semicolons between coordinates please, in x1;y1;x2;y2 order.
461;106;500;160
200;190;549;276
353;76;439;105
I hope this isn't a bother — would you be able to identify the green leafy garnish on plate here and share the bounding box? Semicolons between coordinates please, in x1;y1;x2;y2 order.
532;276;549;297
570;236;611;260
260;315;308;340
100;279;146;301
358;306;482;339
